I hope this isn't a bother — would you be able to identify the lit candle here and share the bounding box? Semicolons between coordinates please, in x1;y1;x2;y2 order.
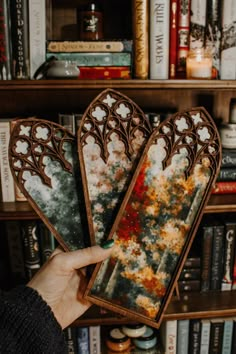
186;49;212;79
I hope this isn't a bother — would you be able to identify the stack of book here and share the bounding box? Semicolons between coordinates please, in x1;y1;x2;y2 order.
46;39;133;80
212;148;236;194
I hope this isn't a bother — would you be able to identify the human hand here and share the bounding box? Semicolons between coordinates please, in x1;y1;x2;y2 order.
27;242;114;329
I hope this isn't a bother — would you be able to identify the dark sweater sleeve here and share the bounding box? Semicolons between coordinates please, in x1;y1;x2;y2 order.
0;285;68;354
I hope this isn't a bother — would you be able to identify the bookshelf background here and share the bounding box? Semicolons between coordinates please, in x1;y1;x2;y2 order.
1;0;236;352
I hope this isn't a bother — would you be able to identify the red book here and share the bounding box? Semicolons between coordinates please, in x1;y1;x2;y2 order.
78;66;131;79
169;0;179;78
212;181;236;194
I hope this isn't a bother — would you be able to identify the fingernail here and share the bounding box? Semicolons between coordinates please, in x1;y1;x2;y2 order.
101;239;114;249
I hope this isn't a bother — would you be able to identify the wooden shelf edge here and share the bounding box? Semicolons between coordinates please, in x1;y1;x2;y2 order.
0;79;236;90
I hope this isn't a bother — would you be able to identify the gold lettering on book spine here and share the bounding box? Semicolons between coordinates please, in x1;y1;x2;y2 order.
133;0;149;79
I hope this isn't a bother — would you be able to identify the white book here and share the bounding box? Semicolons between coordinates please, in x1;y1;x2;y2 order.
89;325;101;354
222;317;234;354
220;0;236;79
200;319;211;354
189;0;207;49
0;120;15;202
149;0;170;79
160;319;177;354
177;319;189;354
29;0;46;79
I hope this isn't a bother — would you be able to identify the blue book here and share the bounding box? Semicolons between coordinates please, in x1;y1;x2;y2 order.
177;319;189;354
222;318;234;354
77;326;90;354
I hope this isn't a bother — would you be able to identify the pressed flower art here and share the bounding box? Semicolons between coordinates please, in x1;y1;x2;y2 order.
85;107;221;328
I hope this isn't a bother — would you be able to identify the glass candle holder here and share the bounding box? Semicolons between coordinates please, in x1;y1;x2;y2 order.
186;48;212;79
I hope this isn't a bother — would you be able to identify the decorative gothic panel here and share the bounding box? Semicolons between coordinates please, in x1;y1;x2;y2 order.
77;88;153;245
85;107;222;328
8;118;87;251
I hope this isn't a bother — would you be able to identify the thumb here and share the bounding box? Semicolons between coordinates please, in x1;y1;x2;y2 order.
52;240;115;271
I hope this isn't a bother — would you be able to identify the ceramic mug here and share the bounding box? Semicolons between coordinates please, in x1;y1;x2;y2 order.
34;56;80;79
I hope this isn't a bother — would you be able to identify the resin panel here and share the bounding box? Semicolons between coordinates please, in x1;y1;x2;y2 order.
9;118;86;251
85;107;222;328
78;88;153;245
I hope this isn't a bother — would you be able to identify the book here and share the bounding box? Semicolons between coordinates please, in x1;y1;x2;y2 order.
10;0;30;79
46;52;132;67
58;113;76;134
149;0;170;79
176;0;191;76
189;0;207;50
212;181;236;194
221;219;236;290
28;0;46;79
77;327;90;354
21;220;41;280
230;319;236;354
200;319;211;354
5;220;26;286
178;280;201;292
38;222;56;264
184;257;201;268
211;223;225;290
209;318;224;354
132;0;149;79
221;148;236;168
0;0;12;79
169;0;178;79
160;320;177;354
0;120;15;202
205;0;222;79
188;319;201;354
222;317;234;354
177;319;189;354
200;224;214;292
217;167;236;182
220;0;236;80
179;267;201;281
89;325;101;354
64;326;78;354
46;39;133;53
78;66;131;79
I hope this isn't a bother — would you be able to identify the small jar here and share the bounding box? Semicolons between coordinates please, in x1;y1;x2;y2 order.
133;326;157;350
46;60;80;79
106;328;131;352
77;1;103;40
186;48;212;79
121;324;146;338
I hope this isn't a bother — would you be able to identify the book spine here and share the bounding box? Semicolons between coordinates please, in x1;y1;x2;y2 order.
29;0;46;79
160;320;177;354
21;221;41;280
179;267;201;281
5;220;26;285
211;181;236;194
200;225;213;292
10;0;30;79
77;327;90;354
211;224;225;290
0;0;12;79
231;320;236;354
0;121;15;202
176;0;191;76
184;256;201;268
46;52;132;67
64;326;78;354
188;319;201;354
205;0;222;79
38;222;56;264
58;113;76;134
169;0;178;78
132;0;149;79
46;40;133;53
178;280;201;292
78;66;131;79
200;319;211;354
89;325;101;354
221;221;236;290
220;0;236;80
149;0;170;79
209;320;224;353
221;149;236;167
217;168;236;182
189;0;207;49
177;319;189;354
222;318;233;354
